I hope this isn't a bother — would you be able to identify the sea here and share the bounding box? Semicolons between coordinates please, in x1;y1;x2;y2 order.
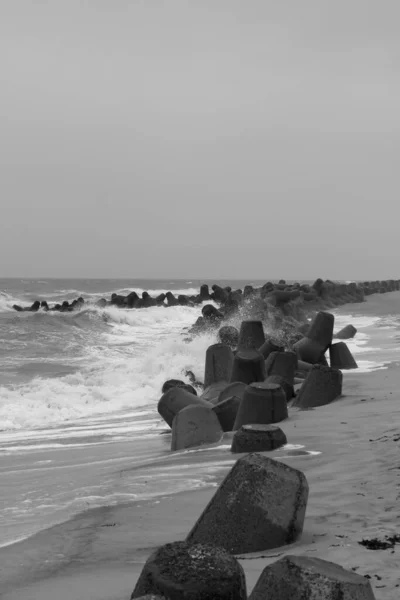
0;278;399;550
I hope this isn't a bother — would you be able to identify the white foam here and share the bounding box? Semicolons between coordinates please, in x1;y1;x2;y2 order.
0;304;215;432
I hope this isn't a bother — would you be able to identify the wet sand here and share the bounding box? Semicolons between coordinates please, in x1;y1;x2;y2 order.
1;363;400;599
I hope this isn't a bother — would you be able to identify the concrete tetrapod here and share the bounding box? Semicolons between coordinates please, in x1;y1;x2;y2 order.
131;541;247;600
233;382;288;430
334;323;357;340
307;311;334;351
218;325;239;348
237;320;266;350
218;381;247;404
249;555;376;600
171;405;223;451
230;350;265;385
203;343;234;389
292;364;343;409
265;351;297;384
231;424;287;453
201;381;230;404
158;387;213;428
292;336;326;364
265;374;294;402
258;338;284;360
329;342;358;369
212;396;241;432
186;453;309;554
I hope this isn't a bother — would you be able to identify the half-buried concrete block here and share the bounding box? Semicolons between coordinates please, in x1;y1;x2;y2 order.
233;382;288;430
237;320;265;350
231;424;287;453
329;342;358;370
230;350;265;385
186;453;309;553
131;541;247;600
171;405;223;451
249;555;376;600
292;364;343;409
204;343;234;389
158;387;213;428
212;396;241;432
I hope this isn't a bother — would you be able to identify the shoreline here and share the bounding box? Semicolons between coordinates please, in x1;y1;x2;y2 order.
1;365;400;599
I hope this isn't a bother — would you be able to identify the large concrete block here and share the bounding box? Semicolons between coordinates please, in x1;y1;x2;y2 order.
218;325;239;347
204;343;234;388
231;424;287;453
218;381;247;404
265;351;297;385
329;342;358;370
186;453;309;554
258;338;284;360
158;387;213;428
230;350;265;385
132;541;247;600
265;374;294;402
249;555;376;600
334;324;357;340
237;320;265;350
212;396;241;432
307;311;334;351
292;336;326;364
201;381;230;404
292;365;343;409
171;405;223;451
233;382;288;430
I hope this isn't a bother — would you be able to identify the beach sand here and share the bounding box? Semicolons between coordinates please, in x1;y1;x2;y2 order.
1;362;400;599
2;292;400;599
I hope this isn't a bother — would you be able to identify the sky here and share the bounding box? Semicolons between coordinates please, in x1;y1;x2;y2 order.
1;0;399;280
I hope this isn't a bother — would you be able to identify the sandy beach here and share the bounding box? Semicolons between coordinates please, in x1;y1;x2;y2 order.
1;292;400;599
1;362;400;598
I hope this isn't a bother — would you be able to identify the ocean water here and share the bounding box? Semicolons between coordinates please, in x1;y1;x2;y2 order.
1;278;399;549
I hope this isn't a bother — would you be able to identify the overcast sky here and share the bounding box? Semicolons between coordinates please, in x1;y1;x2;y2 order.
1;1;399;280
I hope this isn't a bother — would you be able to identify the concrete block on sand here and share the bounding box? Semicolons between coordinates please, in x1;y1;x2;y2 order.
131;541;247;600
233;382;288;430
307;311;334;351
334;323;357;340
158;387;213;428
201;381;230;404
212;395;241;432
171;405;223;451
231;424;287;453
230;350;265;385
186;453;308;554
218;381;247;404
265;351;297;385
249;555;376;600
204;343;234;388
237;320;266;350
258;338;284;360
292;364;343;409
292;336;326;364
218;325;239;347
329;342;358;370
265;374;294;402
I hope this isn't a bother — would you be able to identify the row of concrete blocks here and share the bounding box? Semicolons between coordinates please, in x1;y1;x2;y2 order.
131;454;376;599
158;312;356;452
